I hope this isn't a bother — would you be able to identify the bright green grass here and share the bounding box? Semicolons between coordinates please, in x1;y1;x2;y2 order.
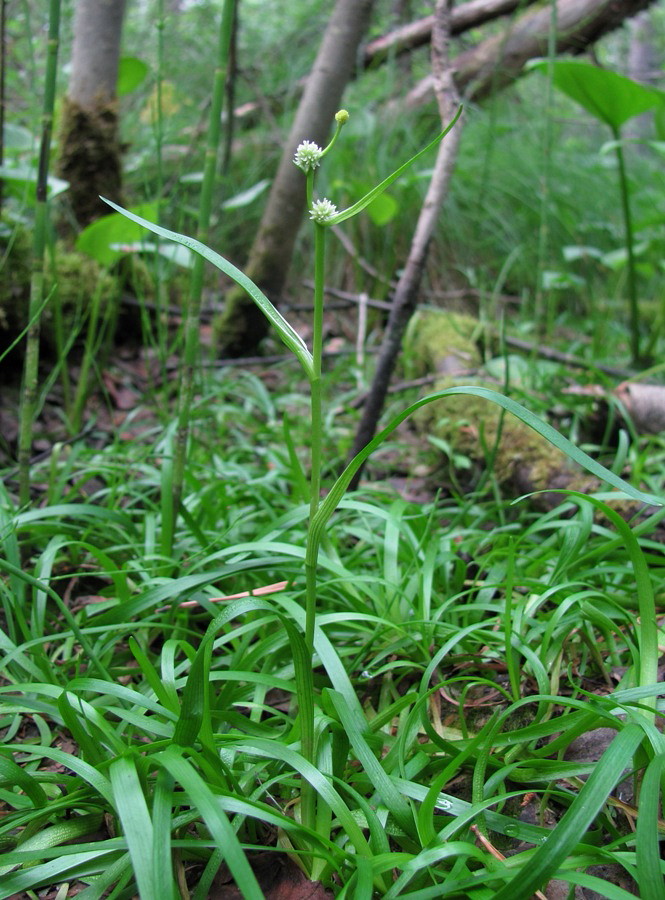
1;360;664;898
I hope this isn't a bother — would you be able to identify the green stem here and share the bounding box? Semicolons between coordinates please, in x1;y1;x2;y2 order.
70;279;105;433
613;125;640;365
309;224;325;526
165;0;235;558
153;0;168;373
304;222;326;653
300;221;326;836
18;0;60;507
534;0;557;336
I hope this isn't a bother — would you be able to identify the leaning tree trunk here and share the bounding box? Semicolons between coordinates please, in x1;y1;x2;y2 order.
214;0;374;357
57;0;126;227
348;0;462;488
362;0;540;67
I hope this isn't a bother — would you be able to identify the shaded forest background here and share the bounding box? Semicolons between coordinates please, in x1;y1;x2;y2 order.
5;0;665;375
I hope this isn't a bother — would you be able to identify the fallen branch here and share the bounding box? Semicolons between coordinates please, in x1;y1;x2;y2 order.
362;0;539;67
405;0;660;105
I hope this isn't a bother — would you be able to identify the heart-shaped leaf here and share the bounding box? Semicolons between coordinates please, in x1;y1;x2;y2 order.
530;59;660;129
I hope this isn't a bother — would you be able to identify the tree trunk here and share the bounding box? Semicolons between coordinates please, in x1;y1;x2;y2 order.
57;0;126;226
348;0;462;487
627;9;660;141
214;0;374;357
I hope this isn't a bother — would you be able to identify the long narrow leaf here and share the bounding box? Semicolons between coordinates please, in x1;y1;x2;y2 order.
226;738;373;857
308;386;662;566
110;756;155;899
0;753;47;808
635;752;665;899
326;688;416;839
100;198;314;379
492;724;644;899
329;107;462;224
154;747;264;900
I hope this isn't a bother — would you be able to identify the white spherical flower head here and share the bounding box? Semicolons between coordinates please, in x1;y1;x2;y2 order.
294;140;323;173
309;198;338;224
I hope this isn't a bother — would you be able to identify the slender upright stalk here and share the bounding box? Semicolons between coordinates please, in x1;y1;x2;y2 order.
17;0;61;506
299;217;327;836
164;0;235;557
534;0;557;335
0;0;7;212
309;227;325;536
613;125;640;365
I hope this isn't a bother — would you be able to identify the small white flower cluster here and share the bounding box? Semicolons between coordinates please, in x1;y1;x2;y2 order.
293;140;323;173
309;199;338;224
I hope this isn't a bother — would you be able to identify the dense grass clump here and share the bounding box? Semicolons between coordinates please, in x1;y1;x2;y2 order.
2;326;665;898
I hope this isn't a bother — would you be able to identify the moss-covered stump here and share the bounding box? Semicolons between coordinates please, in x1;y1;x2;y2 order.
405;309;598;508
57;97;123;227
0;224;119;375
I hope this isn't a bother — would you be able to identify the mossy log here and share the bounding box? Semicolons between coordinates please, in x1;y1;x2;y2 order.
405;310;604;510
0;225;119;375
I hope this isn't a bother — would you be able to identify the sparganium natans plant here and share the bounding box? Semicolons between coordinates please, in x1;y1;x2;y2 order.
102;106;661;850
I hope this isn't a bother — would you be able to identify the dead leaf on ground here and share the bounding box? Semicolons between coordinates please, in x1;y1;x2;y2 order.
209;853;333;899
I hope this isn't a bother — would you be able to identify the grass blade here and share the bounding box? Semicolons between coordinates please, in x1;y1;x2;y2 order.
492;723;644;899
109;755;155;899
100;198;314;379
155;747;264;899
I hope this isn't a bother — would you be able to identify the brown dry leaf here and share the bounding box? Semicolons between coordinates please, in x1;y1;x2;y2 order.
209;855;333;899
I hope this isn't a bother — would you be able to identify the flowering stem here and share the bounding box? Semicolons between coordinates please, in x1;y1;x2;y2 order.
309;225;325;528
299;219;327;839
305;169;314;212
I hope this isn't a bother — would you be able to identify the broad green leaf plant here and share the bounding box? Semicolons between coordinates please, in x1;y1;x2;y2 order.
104;108;662;855
530;59;663;365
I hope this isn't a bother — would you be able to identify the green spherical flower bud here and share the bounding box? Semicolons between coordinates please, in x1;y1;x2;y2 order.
335;109;349;125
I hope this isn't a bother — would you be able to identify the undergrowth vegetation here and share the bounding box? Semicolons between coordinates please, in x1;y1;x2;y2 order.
2;352;665;898
2;1;665;898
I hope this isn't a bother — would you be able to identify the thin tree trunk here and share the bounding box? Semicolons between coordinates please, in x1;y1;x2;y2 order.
349;0;462;488
57;0;126;226
214;0;374;357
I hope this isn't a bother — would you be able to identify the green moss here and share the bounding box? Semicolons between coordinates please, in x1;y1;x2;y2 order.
43;250;119;355
403;309;482;378
56;97;123;227
0;223;119;360
407;309;598;499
